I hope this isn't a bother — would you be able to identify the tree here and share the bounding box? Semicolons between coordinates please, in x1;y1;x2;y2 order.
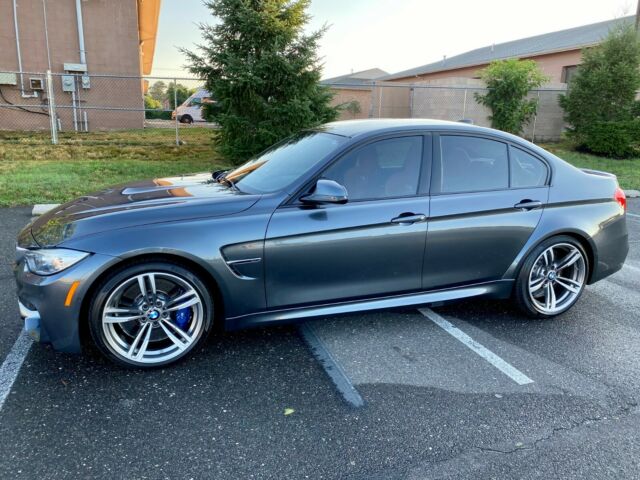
183;0;339;163
166;83;195;108
475;59;549;134
560;23;640;148
148;81;167;103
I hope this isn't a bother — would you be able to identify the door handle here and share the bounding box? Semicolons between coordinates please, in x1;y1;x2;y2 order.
514;200;543;211
391;213;427;225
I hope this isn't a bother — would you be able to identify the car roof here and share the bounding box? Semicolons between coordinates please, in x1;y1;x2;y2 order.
319;119;512;139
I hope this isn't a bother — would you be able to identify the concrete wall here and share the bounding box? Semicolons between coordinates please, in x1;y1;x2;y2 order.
409;78;567;142
330;88;373;120
0;0;144;131
370;83;412;118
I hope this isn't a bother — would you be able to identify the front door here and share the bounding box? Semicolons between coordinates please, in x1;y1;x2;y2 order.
265;135;431;308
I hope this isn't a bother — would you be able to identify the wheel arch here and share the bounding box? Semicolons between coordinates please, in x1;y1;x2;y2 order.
509;228;597;285
79;252;226;348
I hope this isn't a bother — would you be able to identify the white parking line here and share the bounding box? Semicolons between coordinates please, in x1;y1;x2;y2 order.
627;213;640;219
419;307;534;386
0;331;32;411
299;323;365;408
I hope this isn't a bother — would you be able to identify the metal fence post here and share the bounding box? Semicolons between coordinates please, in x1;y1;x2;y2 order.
173;78;180;146
462;88;468;120
531;91;540;143
46;70;58;145
368;82;376;118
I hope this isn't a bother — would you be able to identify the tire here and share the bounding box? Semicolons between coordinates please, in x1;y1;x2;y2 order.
513;235;589;318
88;261;213;368
180;115;193;124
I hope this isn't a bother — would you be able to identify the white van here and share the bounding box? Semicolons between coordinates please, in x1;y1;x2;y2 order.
172;88;214;124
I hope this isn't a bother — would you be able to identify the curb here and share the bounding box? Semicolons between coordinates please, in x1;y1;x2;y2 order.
624;190;639;198
32;204;60;216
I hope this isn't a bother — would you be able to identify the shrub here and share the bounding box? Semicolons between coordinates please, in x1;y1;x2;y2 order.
560;24;640;157
337;100;362;119
580;120;640;158
143;95;170;120
475;59;549;134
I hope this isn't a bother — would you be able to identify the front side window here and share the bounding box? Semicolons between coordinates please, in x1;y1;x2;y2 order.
225;132;347;194
438;136;509;193
322;136;423;201
510;147;548;188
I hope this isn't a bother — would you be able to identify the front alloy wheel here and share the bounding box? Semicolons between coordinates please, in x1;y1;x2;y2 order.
89;262;213;367
515;236;588;317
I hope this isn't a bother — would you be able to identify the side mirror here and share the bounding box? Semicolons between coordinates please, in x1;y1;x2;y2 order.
301;179;348;205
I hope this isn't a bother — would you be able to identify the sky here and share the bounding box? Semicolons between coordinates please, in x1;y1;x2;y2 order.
150;0;636;80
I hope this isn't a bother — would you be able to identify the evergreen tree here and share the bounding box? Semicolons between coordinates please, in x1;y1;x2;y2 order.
183;0;338;163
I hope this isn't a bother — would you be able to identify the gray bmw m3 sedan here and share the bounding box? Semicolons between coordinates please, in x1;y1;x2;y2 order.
15;119;629;367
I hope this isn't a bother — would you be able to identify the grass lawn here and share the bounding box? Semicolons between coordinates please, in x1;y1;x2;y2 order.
0;129;228;207
1;129;637;207
542;144;640;191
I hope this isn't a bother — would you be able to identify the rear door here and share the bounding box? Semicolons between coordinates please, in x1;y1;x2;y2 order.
423;134;550;290
265;134;432;308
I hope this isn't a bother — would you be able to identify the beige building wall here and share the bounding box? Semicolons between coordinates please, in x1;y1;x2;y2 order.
388;49;584;84
0;0;144;131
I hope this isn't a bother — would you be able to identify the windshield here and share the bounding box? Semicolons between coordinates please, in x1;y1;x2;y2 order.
223;132;347;194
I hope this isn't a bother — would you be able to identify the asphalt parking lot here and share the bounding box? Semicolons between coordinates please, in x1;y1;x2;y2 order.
0;201;639;479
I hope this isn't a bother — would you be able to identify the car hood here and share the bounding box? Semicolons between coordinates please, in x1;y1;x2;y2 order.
25;173;261;247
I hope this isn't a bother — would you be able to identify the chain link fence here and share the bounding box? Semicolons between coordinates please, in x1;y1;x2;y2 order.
0;70;213;146
332;81;568;142
0;70;569;146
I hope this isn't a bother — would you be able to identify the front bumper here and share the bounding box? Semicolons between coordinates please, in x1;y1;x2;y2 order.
19;300;42;342
14;252;119;353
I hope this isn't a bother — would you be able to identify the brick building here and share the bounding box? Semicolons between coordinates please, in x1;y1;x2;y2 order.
0;0;161;131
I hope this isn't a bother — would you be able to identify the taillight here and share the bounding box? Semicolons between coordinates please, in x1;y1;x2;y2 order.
614;187;627;212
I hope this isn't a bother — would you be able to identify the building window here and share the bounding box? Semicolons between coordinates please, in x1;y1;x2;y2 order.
562;65;579;84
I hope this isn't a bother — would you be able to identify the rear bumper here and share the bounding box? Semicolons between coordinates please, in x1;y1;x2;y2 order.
589;212;629;284
14;252;119;353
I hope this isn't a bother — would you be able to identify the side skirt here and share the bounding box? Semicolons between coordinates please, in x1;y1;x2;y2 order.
226;280;514;330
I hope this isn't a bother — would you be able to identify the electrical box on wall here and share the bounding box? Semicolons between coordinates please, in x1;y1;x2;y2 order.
81;75;90;89
0;73;18;85
29;78;44;91
61;75;75;92
63;63;87;73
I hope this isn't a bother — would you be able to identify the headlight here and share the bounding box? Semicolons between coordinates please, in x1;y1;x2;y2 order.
24;249;90;276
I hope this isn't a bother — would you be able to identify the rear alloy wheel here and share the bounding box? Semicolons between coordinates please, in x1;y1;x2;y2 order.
89;262;213;368
515;236;588;317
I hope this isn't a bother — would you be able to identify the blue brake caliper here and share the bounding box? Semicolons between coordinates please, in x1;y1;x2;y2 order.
172;307;192;329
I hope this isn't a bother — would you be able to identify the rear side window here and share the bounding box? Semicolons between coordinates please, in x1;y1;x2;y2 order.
438;136;509;193
510;147;548;188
